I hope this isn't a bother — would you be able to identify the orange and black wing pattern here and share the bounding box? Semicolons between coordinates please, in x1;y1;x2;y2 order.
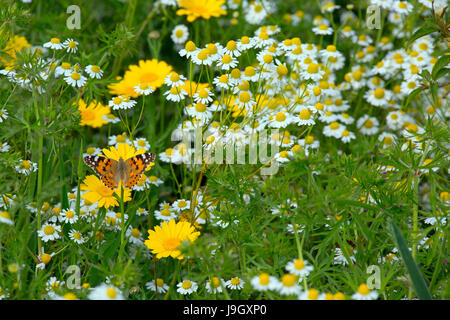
83;155;119;189
124;153;155;189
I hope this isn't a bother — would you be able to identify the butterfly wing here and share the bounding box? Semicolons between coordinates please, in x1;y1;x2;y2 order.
83;156;119;190
124;153;155;189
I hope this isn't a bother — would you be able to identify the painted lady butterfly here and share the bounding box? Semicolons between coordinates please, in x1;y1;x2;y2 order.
83;153;155;190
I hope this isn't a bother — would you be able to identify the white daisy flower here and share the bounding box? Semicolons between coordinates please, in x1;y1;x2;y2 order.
88;283;124;300
0;141;11;153
69;229;86;244
0;211;13;226
43;37;64;50
171;24;189;44
177;280;198;295
15;159;38;175
250;273;280;291
205;277;224;294
63;38;78;53
146;279;169;294
38;223;62;242
278;274;302;295
64;71;87;87
85;65;103;79
59;209;79;224
225;277;245;290
351;284;378;300
285;258;314;278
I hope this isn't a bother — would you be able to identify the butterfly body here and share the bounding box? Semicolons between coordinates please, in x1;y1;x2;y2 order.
84;153;155;190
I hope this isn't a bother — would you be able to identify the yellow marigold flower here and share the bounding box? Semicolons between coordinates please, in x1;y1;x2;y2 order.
180;80;211;98
144;219;200;259
78;99;110;128
80;175;132;209
101;142;146;162
108;59;172;98
0;33;31;68
176;0;227;22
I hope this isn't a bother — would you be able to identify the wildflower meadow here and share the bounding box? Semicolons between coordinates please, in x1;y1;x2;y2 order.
0;0;448;303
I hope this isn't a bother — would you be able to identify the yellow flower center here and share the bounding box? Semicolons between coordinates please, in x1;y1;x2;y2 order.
230;277;241;285
294;259;304;270
259;273;270;285
222;54;232;64
0;211;11;219
61;62;71;69
161;209;172;216
330;122;339;130
230;68;241;79
374;88;385;99
263;54;273;64
71;72;81;80
21;160;31;169
364;119;374;128
307;63;319;74
276;112;286;122
226;40;237;51
357;284;370;295
299;109;311;120
307;289;319;300
175;29;184;38
318;24;328;31
140;72;158;83
50;38;60;44
131;228;140;238
185;41;196;52
239;92;251;103
156;278;165;287
65;210;74;218
43;225;55;235
182;280;192;290
106;288;117;299
281;274;296;287
41;253;51;264
68;41;77;48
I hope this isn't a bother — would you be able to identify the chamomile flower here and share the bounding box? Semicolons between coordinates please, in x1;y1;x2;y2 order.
357;115;379;135
250;273;280;291
55;62;72;77
179;40;197;59
0;211;13;226
165;72;186;87
285;258;314;278
146;278;169;294
340;129;356;143
59;209;79;224
333;247;356;265
393;0;412;14
286;223;305;234
172;199;191;213
69;229;86;244
38;223;62;242
216;54;238;70
64;71;87;88
15;159;38;175
312;24;333;36
63;38;78;53
278;274;301;295
352;284;378;300
126;226;144;246
85;65;103;79
133;137;151;151
378;132;397;148
193;87;214;104
164;86;188;102
43;37;64;50
225;277;245;290
177;280;198;295
298;288;322;300
88;283;124;300
0;141;10;152
365;88;392;107
205;277;224;294
171;25;189;45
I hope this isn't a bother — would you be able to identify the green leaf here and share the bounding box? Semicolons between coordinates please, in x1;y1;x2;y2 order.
408;26;436;45
431;55;450;79
405;87;424;108
388;218;432;300
333;199;377;211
